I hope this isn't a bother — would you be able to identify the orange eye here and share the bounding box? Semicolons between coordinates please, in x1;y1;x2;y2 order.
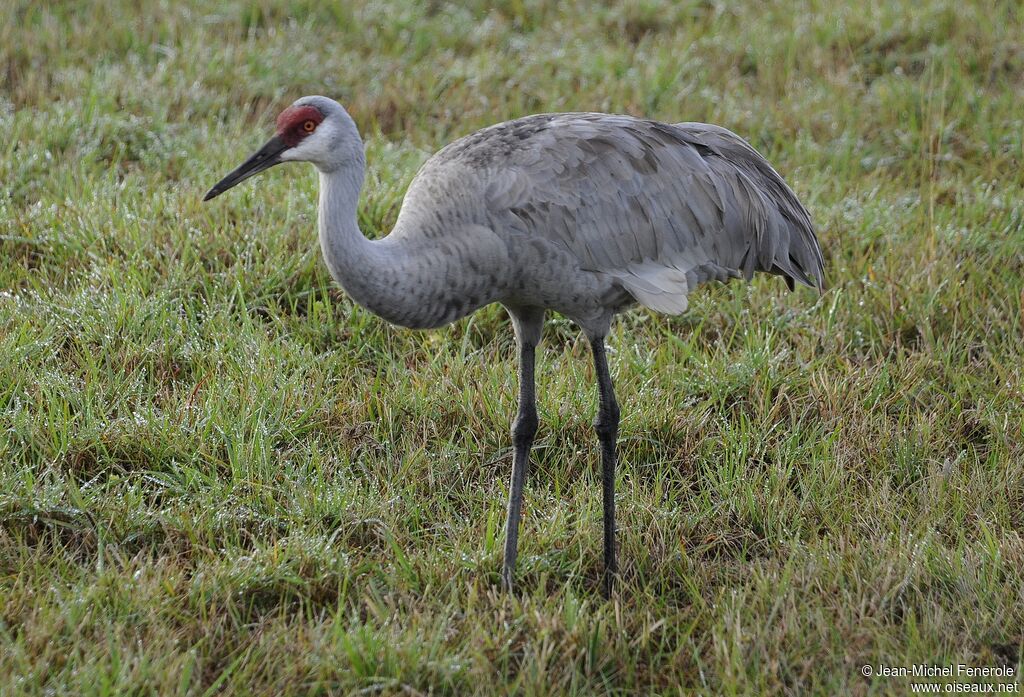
302;120;316;132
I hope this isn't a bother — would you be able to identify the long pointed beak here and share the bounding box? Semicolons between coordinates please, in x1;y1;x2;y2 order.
203;135;289;201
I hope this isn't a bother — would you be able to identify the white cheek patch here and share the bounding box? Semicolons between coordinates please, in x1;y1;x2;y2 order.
280;122;336;163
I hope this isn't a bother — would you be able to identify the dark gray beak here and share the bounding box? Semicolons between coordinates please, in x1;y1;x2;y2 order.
203;135;289;201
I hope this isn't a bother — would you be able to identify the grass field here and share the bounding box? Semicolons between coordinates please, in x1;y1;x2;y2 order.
2;0;1023;694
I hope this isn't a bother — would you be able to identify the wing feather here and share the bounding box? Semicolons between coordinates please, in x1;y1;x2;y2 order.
402;113;824;314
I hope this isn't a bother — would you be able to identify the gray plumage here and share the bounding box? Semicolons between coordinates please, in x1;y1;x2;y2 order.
392;112;823;329
205;96;825;596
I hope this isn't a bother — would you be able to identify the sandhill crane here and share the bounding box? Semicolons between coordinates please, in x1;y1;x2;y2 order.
205;95;824;596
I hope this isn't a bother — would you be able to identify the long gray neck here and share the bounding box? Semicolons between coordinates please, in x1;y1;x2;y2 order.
317;162;429;327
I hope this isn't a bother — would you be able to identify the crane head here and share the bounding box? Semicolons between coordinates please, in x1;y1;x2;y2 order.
204;96;356;201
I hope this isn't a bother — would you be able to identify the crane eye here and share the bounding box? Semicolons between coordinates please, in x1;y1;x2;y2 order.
302;120;316;133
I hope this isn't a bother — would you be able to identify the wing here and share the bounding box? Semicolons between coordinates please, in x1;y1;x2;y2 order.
469;113;824;314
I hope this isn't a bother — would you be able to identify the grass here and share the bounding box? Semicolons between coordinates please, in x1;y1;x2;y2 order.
1;0;1023;694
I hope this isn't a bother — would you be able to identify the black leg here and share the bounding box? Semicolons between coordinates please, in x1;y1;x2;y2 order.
502;307;542;592
590;337;620;597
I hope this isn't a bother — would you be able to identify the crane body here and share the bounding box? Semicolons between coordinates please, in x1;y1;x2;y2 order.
205;96;824;596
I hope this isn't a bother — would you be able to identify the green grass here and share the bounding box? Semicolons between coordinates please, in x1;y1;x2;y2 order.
2;0;1023;694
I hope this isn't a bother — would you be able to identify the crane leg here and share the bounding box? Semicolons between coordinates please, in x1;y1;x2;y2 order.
502;307;543;592
590;336;620;598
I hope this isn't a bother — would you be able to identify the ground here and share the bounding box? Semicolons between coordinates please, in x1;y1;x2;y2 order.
1;1;1022;695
